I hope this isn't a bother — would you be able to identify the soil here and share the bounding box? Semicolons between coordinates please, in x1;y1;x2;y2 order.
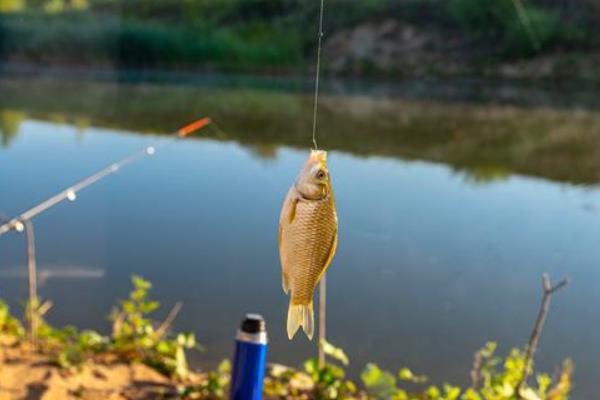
0;336;201;400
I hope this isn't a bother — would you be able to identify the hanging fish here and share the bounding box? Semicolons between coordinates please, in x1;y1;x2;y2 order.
278;149;338;340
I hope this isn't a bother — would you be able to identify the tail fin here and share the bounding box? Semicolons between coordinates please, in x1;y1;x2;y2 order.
287;301;314;340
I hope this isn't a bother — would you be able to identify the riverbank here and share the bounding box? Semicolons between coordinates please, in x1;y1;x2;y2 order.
1;0;600;82
0;275;574;400
0;335;194;400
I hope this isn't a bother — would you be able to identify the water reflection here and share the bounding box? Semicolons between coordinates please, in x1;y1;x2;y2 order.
0;266;105;285
3;76;600;185
0;110;26;147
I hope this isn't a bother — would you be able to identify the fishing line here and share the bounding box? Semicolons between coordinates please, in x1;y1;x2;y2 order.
311;0;325;150
208;120;230;140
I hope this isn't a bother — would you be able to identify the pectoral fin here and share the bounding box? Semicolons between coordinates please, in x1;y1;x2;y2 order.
278;190;299;246
279;189;300;295
286;195;299;223
282;273;290;294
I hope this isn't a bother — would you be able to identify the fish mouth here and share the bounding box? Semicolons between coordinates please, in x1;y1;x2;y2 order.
310;149;327;163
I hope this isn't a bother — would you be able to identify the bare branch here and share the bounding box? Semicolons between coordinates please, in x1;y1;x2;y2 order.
470;348;484;390
517;273;569;397
112;310;124;337
156;302;183;339
37;300;53;317
548;277;569;294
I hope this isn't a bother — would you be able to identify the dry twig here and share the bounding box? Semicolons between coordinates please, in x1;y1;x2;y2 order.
156;302;183;339
470;347;484;390
516;273;569;396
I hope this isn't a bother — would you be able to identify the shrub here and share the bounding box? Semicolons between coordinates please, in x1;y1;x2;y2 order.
448;0;560;56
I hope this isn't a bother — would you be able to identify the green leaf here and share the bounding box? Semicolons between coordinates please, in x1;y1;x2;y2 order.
361;363;398;398
425;385;440;399
320;339;349;366
303;358;319;376
480;342;497;358
132;275;152;291
461;388;482;400
140;301;159;314
218;359;231;374
443;383;461;400
177;332;196;348
398;367;428;383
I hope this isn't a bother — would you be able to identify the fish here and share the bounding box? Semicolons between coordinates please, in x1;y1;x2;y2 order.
278;149;338;340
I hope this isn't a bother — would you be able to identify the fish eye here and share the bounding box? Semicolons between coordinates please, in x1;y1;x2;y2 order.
316;170;326;179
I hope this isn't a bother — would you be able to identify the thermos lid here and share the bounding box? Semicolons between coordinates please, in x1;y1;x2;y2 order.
240;313;266;334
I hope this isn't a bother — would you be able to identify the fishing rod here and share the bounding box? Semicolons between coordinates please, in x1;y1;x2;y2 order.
0;117;212;237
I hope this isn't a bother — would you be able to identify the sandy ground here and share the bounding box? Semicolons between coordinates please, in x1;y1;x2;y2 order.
0;336;197;400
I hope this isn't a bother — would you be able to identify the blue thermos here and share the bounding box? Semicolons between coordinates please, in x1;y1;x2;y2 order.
230;314;268;400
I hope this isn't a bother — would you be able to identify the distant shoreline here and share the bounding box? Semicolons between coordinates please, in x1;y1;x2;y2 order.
2;61;600;111
2;57;600;86
3;74;600;186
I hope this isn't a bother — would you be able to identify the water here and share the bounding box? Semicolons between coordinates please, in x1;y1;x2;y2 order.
0;75;599;397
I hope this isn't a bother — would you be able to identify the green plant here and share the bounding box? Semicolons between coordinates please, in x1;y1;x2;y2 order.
0;275;575;400
181;359;231;399
28;298;106;369
262;340;358;399
295;340;355;399
12;275;198;376
110;275;198;378
110;275;160;355
360;342;572;400
362;363;433;400
448;0;559;56
0;300;24;336
49;328;106;369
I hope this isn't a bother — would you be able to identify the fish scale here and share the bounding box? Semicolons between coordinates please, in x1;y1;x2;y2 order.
290;200;335;303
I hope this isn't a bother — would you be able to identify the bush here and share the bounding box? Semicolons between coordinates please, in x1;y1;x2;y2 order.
0;12;303;69
448;0;560;56
360;342;572;400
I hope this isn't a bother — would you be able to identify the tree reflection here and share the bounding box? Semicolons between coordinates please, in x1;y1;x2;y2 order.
2;77;600;185
457;165;512;185
0;0;25;13
0;109;25;147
